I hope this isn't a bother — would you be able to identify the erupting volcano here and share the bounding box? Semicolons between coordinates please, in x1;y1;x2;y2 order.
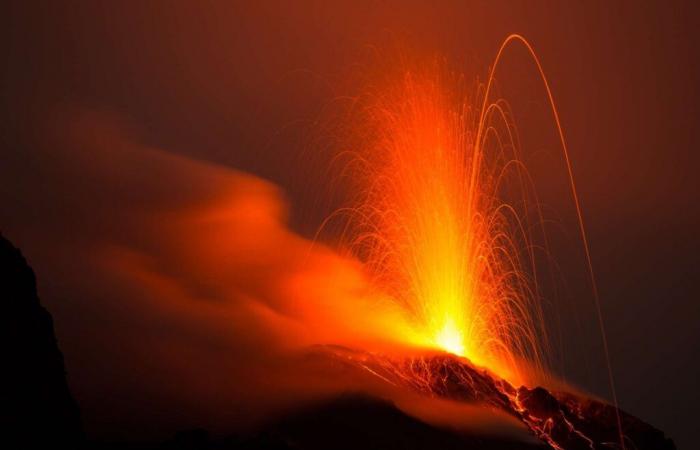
302;35;673;450
315;35;583;386
333;39;550;385
2;5;685;446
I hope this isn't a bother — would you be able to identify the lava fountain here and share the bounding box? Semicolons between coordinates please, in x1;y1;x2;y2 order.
326;46;554;386
312;35;629;448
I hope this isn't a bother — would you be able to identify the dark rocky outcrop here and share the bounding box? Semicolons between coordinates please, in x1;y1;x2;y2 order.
245;393;546;450
0;234;83;447
90;394;546;450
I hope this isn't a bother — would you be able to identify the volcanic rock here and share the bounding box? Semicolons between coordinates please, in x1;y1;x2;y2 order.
0;234;83;447
315;345;676;450
250;393;547;450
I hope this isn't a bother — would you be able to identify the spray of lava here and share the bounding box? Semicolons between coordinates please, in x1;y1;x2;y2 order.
325;64;545;385
315;35;624;448
320;36;618;402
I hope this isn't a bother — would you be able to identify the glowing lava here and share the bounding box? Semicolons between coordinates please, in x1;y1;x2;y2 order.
318;34;624;449
435;320;465;356
327;61;550;385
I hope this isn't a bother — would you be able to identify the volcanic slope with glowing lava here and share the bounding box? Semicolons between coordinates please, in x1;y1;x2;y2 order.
314;36;675;450
309;345;675;450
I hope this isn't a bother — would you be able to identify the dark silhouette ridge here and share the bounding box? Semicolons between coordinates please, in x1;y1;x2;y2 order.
88;394;547;450
0;234;83;447
247;393;547;450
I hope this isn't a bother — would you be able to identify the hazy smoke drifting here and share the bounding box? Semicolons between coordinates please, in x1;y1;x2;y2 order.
0;109;423;438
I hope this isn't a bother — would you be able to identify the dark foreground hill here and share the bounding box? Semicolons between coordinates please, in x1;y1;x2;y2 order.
0;234;83;447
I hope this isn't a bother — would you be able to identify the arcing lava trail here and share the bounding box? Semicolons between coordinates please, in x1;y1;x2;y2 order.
330;56;551;385
312;36;676;449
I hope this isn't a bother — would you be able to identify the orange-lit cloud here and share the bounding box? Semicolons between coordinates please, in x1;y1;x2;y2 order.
2;109;431;437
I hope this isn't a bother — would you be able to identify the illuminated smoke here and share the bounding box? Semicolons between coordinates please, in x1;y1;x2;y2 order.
3;37;622;446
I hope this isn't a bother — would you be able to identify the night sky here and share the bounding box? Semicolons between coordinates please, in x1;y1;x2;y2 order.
2;1;698;448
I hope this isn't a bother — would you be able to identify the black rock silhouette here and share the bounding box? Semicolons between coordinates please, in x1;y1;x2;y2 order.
0;234;83;447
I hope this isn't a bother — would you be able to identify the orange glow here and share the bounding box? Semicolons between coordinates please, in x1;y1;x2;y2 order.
25;35;623;446
323;62;551;385
319;37;623;448
435;319;465;356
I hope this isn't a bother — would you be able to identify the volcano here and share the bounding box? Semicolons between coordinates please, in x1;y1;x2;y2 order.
0;21;684;449
2;234;676;449
296;345;676;450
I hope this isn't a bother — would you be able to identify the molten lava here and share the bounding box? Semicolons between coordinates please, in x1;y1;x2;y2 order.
331;60;549;385
314;35;626;449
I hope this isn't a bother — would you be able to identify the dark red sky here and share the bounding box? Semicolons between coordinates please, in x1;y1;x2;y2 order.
2;1;699;447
